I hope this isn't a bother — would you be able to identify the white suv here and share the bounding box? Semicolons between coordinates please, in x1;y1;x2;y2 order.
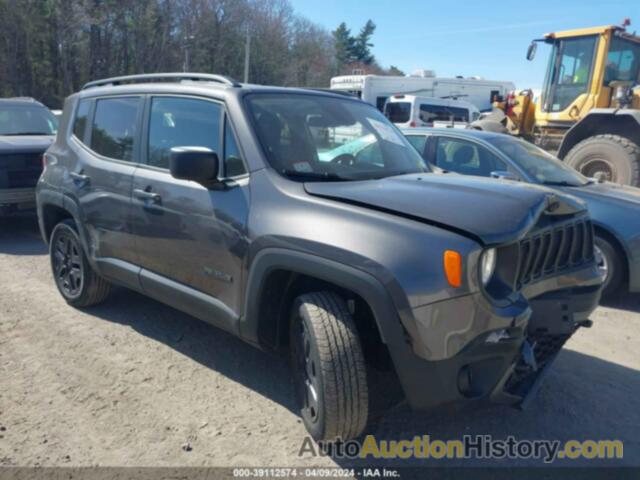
384;94;480;129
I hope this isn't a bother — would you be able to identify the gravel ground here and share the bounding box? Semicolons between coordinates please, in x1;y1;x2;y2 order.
1;213;639;469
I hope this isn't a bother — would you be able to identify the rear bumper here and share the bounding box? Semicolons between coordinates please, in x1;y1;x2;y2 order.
0;187;36;210
388;284;601;411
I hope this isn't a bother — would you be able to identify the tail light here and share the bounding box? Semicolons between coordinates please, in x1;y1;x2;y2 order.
42;153;52;169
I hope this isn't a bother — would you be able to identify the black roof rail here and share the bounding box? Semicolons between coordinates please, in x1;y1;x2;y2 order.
82;73;241;90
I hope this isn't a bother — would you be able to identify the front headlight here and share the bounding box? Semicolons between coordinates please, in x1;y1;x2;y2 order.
480;248;497;285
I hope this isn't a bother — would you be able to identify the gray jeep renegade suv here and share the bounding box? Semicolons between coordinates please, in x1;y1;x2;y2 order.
37;73;602;441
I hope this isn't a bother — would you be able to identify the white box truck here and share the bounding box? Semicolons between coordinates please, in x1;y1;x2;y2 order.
330;70;515;112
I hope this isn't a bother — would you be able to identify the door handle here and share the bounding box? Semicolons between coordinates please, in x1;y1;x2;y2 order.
133;188;161;204
70;171;90;183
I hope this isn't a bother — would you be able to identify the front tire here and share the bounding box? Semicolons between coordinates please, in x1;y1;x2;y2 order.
594;235;623;298
290;292;369;442
49;219;111;307
564;134;640;186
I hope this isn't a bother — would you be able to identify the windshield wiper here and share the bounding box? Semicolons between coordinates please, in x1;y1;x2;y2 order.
281;170;350;181
378;169;429;179
282;169;428;182
541;180;582;187
3;132;52;136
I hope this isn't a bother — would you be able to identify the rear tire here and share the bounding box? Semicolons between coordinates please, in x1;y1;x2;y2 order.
564;134;640;187
594;235;624;298
49;219;111;307
290;291;369;442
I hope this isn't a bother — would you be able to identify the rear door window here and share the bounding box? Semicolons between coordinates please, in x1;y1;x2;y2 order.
433;137;507;177
90;97;141;162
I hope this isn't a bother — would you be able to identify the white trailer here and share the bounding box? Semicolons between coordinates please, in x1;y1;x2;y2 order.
330;71;515;112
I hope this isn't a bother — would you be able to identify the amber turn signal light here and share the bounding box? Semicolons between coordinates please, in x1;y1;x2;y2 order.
443;250;462;288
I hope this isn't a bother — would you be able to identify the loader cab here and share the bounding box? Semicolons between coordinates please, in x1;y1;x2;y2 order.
532;26;640;119
515;25;640;187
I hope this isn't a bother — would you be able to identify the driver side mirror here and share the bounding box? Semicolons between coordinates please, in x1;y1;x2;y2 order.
526;42;537;61
490;170;520;181
170;147;219;183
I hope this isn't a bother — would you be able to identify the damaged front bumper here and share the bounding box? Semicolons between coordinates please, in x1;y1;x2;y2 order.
492;285;599;408
390;283;601;412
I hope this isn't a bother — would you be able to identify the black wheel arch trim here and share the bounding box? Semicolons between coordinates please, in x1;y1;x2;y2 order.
592;221;631;285
36;189;65;243
558;110;640;159
239;247;441;407
37;191;96;271
240;248;411;349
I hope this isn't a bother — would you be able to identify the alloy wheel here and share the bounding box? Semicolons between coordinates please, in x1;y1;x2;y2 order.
294;318;320;424
52;231;83;297
594;245;609;285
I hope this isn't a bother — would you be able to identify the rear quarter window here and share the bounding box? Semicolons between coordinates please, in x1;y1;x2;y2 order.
405;135;428;155
72;99;91;142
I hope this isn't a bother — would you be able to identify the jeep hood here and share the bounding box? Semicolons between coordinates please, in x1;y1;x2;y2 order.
304;173;586;245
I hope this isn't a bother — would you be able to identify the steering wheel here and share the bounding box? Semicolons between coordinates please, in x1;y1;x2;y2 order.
331;153;357;166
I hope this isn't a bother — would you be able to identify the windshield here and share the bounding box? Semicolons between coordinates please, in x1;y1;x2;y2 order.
487;136;589;186
0;105;58;136
246;94;427;181
384;102;411;123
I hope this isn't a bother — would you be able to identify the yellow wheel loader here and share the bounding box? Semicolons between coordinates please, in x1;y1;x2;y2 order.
473;22;640;186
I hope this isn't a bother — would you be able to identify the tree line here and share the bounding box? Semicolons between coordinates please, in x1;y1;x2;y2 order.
0;0;404;109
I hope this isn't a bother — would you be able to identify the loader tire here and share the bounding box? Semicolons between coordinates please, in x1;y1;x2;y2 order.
564;134;640;187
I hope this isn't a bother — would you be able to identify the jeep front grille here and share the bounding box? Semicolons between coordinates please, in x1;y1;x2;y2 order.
515;217;594;289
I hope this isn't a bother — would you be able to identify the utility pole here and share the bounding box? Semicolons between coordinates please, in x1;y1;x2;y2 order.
183;35;195;72
243;26;250;84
